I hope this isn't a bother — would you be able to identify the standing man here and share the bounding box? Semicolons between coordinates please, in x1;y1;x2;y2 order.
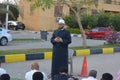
51;19;71;79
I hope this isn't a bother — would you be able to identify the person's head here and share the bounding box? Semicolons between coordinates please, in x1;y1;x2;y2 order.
33;72;43;80
101;73;113;80
89;70;97;78
31;62;39;70
0;74;10;80
58;19;65;29
59;67;68;74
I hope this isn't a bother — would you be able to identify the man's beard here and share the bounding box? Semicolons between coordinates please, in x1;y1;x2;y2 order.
58;26;64;29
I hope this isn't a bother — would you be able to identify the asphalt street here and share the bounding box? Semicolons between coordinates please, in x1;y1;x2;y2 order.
2;53;120;80
0;30;106;50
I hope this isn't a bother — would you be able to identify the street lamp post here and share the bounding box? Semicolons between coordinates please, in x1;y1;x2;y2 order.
5;0;9;30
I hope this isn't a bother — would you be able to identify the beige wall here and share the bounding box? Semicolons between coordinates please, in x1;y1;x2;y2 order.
98;0;120;13
18;0;69;31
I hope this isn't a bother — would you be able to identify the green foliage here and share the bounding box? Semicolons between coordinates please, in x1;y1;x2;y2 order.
64;14;98;29
0;3;19;22
9;4;19;20
27;0;53;11
66;28;81;34
81;14;98;29
110;14;120;31
12;38;41;42
64;12;120;31
97;11;111;27
81;14;89;29
63;15;78;28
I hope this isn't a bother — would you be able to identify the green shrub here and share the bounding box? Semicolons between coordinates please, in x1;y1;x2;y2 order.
81;14;98;29
64;14;98;29
63;15;78;28
66;28;81;34
64;12;120;31
97;12;111;27
110;14;120;31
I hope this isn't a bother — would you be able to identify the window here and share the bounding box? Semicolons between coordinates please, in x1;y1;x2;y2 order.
93;0;98;3
104;0;111;4
119;2;120;5
92;9;98;14
54;6;63;17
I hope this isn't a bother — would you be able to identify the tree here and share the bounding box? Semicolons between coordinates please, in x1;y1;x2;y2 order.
0;3;19;23
27;0;97;48
63;15;78;28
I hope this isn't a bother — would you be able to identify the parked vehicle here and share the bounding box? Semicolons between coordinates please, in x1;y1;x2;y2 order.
85;27;113;39
0;28;12;46
8;21;25;30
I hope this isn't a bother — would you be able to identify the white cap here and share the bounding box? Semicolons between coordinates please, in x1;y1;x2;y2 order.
58;19;65;24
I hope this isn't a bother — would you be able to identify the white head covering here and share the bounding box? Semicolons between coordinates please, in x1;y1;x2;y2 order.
58;19;65;24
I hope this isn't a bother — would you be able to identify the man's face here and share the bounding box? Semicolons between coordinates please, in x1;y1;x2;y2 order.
58;23;64;29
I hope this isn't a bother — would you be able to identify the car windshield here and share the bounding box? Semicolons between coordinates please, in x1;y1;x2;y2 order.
91;28;99;32
99;28;106;31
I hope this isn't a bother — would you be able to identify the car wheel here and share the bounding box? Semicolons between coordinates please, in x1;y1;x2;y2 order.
0;37;8;46
14;27;18;30
22;26;25;30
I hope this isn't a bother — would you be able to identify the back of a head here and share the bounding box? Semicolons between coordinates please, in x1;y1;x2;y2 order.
33;72;43;80
89;70;97;78
101;73;113;80
31;62;39;70
0;74;10;80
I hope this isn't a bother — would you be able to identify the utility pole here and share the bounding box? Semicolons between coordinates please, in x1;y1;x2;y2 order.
5;0;9;30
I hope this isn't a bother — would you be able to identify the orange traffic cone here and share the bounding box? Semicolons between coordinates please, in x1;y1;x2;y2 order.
78;56;88;77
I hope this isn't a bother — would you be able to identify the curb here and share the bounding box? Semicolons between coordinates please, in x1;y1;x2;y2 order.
0;47;120;63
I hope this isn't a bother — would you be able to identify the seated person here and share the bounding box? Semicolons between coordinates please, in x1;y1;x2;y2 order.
101;73;113;80
53;67;76;80
81;70;98;80
33;72;43;80
0;74;10;80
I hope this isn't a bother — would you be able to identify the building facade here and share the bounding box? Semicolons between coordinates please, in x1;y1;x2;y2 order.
18;0;69;31
96;0;120;14
18;0;120;31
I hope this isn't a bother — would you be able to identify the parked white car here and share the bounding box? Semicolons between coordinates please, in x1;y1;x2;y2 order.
0;28;12;46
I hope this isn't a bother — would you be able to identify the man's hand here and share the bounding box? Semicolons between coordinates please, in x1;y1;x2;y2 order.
54;37;63;42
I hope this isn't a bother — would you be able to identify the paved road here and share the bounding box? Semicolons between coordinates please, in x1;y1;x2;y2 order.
0;30;106;50
2;53;120;80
